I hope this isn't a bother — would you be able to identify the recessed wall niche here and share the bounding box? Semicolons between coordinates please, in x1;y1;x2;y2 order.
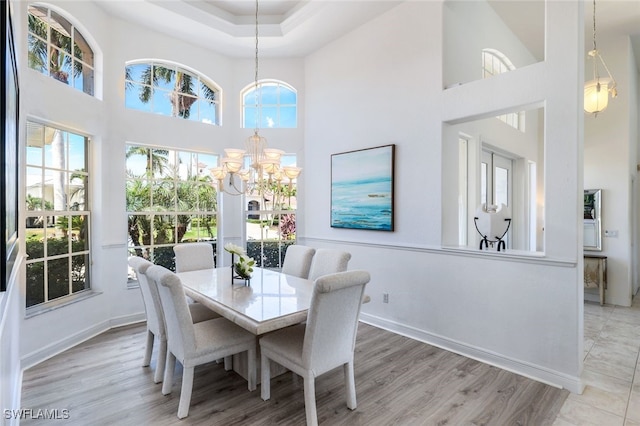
442;106;545;253
443;0;545;89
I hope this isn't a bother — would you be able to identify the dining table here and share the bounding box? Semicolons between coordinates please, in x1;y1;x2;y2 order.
176;266;370;382
177;266;315;336
176;266;317;382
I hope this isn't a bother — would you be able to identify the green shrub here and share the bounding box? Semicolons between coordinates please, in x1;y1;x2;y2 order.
246;240;295;268
25;238;88;308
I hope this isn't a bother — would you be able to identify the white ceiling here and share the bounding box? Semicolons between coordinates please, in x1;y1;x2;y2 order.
97;0;640;67
96;0;402;58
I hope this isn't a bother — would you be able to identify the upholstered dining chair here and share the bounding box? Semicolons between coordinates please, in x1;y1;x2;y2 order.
259;270;370;426
281;245;316;278
128;256;219;384
146;264;257;419
173;242;216;272
307;248;351;281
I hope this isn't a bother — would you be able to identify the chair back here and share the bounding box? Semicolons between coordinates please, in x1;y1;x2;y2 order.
302;270;370;374
307;249;351;281
146;265;196;361
281;245;316;278
174;242;215;273
128;256;164;337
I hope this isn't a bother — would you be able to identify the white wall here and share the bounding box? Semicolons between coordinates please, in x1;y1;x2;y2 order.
442;0;540;88
302;0;584;392
0;264;23;426
15;1;306;366
584;33;637;306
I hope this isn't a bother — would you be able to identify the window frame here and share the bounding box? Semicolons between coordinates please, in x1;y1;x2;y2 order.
481;49;524;132
27;4;95;96
242;79;297;129
24;120;92;313
126;144;220;284
124;61;222;125
242;153;300;270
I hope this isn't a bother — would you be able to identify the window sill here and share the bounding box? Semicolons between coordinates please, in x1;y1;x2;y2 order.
25;290;103;319
440;245;575;267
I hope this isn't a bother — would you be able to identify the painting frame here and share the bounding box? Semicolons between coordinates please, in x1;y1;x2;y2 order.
331;144;395;231
1;0;19;292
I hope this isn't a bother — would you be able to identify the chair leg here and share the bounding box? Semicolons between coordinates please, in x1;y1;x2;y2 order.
260;353;271;401
344;361;357;410
153;338;167;383
224;356;232;371
143;330;154;367
162;352;176;395
303;374;318;426
177;366;194;419
247;348;257;391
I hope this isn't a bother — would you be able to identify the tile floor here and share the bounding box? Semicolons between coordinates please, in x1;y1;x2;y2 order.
553;297;640;426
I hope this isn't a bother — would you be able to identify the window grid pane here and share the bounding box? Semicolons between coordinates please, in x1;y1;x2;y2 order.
125;61;221;125
482;49;525;132
27;5;95;96
126;145;219;276
25;122;91;309
244;154;299;270
242;80;298;129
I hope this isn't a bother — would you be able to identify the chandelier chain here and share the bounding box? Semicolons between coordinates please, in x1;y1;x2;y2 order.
213;0;301;197
592;0;597;52
254;0;260;132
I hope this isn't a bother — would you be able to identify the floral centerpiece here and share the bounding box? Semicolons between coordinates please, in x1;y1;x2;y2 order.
224;243;256;283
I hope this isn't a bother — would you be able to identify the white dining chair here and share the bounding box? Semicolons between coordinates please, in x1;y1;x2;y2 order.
281;245;316;278
259;270;370;426
307;248;351;281
146;264;257;419
173;242;215;272
128;256;219;384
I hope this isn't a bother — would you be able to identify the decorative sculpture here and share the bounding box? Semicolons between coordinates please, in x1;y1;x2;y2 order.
474;203;512;252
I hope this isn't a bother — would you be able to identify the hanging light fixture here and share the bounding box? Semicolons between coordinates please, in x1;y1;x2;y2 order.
211;0;301;197
584;0;617;116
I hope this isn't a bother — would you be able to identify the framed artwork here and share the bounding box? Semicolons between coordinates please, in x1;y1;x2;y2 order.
2;0;19;291
331;144;395;231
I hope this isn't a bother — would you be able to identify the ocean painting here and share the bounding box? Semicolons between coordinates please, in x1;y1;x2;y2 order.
331;145;395;231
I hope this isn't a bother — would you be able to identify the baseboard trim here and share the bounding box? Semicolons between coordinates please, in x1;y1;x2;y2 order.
360;312;583;394
21;313;145;371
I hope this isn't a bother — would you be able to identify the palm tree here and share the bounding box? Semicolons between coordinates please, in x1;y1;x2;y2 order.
127;63;217;120
126;175;151;257
175;171;218;242
126;146;169;177
28;8;83;84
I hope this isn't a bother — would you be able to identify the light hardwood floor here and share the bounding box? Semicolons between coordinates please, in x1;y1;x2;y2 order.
21;322;568;425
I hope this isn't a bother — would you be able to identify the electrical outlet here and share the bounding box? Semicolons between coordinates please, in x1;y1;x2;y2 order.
383;293;389;303
604;230;619;238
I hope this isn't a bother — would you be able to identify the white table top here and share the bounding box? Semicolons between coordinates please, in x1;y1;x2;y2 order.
177;267;314;335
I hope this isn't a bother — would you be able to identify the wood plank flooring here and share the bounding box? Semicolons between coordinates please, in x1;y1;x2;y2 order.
20;323;568;425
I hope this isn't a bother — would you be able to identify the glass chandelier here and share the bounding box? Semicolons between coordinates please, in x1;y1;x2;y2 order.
584;0;617;116
210;0;301;196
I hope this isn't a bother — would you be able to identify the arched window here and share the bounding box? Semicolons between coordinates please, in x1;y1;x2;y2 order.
242;80;297;129
481;49;524;131
482;48;515;78
27;5;95;96
125;61;221;125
